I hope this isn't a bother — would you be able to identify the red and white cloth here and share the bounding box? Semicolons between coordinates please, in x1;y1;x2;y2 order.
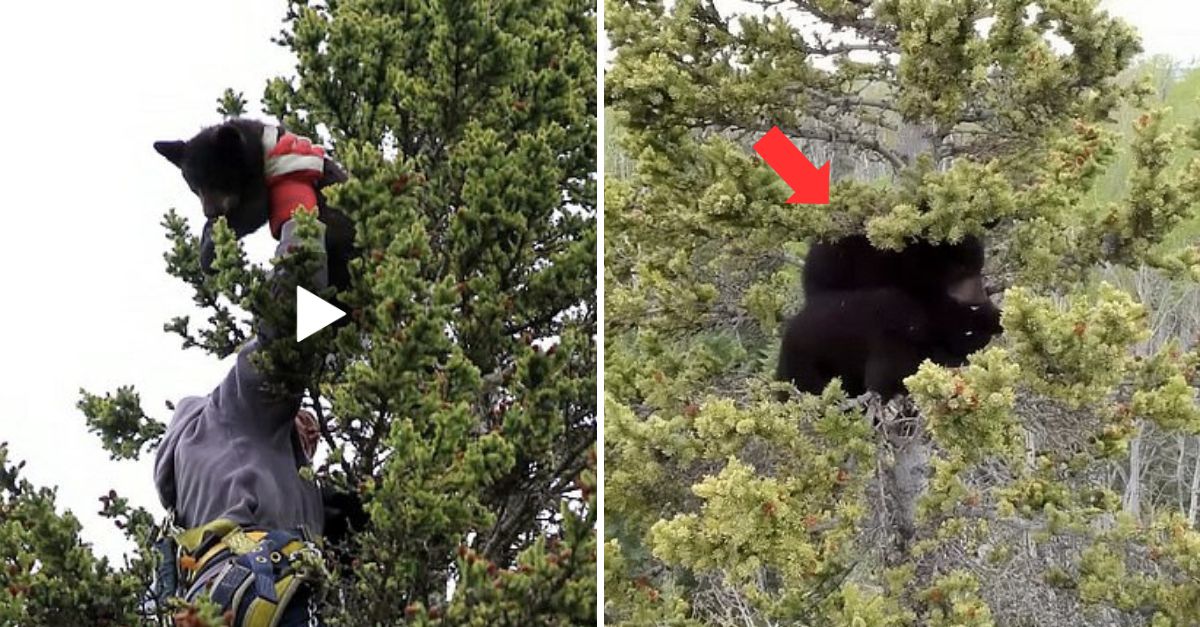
261;125;328;238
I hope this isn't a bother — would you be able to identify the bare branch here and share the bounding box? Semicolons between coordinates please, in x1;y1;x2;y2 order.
779;123;907;171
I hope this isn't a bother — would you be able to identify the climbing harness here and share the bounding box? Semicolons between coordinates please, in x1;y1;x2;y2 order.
143;510;183;625
151;513;326;627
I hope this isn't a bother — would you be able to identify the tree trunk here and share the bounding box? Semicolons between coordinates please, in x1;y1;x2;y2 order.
1123;421;1145;519
1188;438;1200;527
873;399;930;559
1178;435;1187;512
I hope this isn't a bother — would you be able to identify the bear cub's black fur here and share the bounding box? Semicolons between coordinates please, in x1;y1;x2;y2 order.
777;234;1002;398
154;119;356;291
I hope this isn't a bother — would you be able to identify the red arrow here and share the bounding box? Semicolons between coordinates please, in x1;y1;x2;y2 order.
753;126;831;204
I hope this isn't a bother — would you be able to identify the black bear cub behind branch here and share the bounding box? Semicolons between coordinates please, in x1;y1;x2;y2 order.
154;118;356;291
777;234;1002;398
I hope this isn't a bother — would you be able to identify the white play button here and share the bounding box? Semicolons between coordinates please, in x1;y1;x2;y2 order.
296;286;346;341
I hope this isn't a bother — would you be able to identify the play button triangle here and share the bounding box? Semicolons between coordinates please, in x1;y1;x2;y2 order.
297;286;346;341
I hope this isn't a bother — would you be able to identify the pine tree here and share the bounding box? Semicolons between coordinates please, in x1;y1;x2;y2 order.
3;1;596;625
607;1;1200;624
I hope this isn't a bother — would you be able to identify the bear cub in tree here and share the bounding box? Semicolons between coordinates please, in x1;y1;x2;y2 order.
154;118;356;290
777;234;1002;398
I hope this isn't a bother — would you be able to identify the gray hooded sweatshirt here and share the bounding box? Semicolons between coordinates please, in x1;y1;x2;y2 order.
153;219;325;535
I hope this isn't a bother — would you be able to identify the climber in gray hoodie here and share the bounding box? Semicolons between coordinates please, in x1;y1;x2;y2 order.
152;216;331;625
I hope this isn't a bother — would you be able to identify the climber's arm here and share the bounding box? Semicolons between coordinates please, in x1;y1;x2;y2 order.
208;213;329;433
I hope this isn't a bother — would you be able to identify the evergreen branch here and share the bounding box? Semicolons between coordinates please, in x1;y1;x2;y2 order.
747;0;895;42
503;311;562;337
803;89;902;115
804;40;897;56
308;387;356;481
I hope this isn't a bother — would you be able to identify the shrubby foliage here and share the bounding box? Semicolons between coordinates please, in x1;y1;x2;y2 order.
606;1;1200;624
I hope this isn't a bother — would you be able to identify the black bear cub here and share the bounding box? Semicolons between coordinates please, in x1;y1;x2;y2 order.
154;119;356;291
777;234;1002;398
802;234;990;304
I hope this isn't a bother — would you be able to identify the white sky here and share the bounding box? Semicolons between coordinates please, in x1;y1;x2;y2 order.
0;0;1198;568
0;1;292;563
1104;0;1200;64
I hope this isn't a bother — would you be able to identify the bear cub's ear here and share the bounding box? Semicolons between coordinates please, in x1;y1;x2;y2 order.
154;140;186;167
215;125;244;155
